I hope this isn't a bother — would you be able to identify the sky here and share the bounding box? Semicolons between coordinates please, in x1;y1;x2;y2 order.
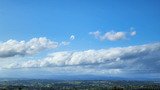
0;0;160;80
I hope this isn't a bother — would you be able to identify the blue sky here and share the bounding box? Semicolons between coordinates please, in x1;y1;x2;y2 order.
0;0;160;79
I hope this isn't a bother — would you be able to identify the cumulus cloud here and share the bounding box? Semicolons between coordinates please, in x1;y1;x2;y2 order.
89;30;136;41
103;31;126;41
70;35;75;40
0;37;58;58
89;31;126;41
6;42;160;76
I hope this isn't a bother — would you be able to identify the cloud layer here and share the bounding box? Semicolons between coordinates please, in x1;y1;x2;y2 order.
0;37;58;58
89;30;136;41
6;42;160;76
0;37;159;77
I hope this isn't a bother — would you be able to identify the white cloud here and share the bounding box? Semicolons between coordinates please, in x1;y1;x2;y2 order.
70;35;75;40
130;31;136;36
6;42;160;76
60;41;70;46
90;31;126;41
89;31;100;39
102;31;126;41
0;37;58;58
90;29;136;41
60;35;75;46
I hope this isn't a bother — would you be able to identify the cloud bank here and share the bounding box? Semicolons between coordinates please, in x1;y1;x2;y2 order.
6;42;160;76
0;37;159;77
0;37;58;58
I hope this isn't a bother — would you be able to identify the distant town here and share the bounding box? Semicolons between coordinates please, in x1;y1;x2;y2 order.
0;79;160;90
